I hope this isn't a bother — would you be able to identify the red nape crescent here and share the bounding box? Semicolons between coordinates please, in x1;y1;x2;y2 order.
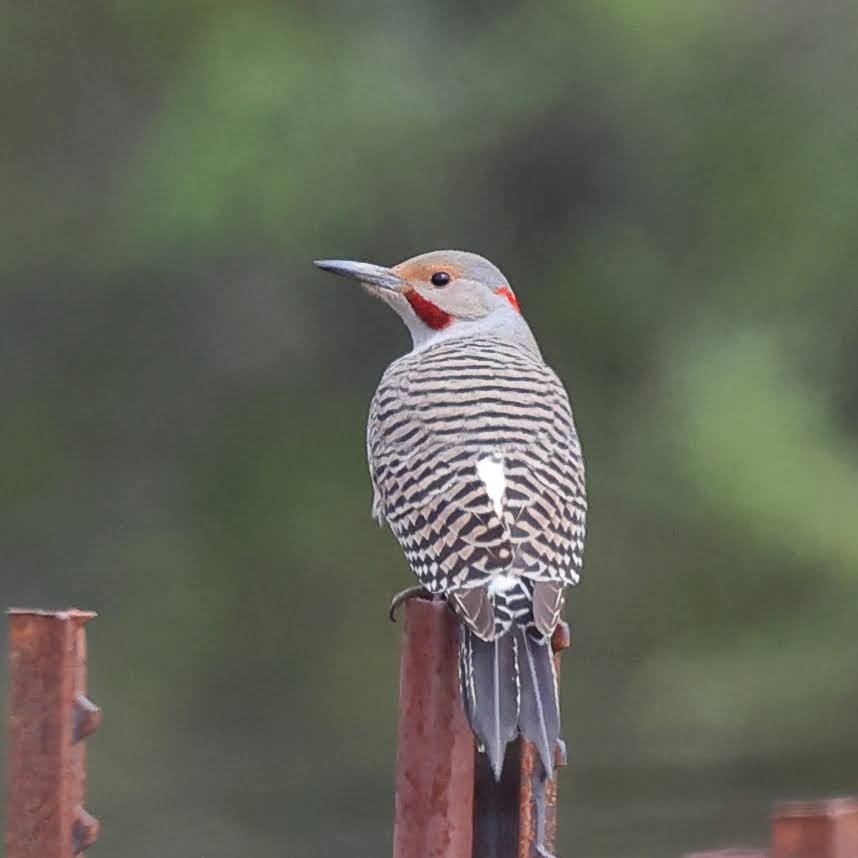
405;290;452;330
496;286;520;312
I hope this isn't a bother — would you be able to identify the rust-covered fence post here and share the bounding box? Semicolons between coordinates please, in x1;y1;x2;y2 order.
685;796;858;858
771;798;858;858
6;609;101;858
393;598;475;858
393;597;570;858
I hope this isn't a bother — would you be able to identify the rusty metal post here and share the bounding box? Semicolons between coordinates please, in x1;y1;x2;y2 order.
393;597;475;858
771;798;858;858
6;609;101;858
473;740;520;857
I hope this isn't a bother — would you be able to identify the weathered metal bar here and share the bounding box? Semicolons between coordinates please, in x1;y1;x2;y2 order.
393;597;474;858
393;600;571;857
6;609;100;858
473;740;521;858
771;797;858;858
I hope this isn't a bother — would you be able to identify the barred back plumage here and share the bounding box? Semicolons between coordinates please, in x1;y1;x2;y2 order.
367;334;586;779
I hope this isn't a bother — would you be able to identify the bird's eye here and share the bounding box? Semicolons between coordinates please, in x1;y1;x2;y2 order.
430;271;451;287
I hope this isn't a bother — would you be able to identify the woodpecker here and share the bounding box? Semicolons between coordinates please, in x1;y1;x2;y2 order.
315;251;586;782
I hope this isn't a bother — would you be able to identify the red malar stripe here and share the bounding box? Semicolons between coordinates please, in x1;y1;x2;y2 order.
405;290;453;330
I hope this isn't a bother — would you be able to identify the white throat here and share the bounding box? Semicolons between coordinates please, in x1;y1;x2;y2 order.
402;305;540;355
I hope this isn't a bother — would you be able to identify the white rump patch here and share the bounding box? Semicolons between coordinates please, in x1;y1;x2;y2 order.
487;572;520;595
476;455;506;520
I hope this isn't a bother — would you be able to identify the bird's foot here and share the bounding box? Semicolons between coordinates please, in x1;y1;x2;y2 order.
388;585;434;622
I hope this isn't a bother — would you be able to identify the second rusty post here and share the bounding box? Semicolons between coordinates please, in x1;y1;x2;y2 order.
6;609;101;858
771;798;858;858
683;796;858;857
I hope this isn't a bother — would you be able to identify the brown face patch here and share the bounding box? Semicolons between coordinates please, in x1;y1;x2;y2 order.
392;260;464;285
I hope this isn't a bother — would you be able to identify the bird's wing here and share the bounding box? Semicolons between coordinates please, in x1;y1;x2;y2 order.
368;432;515;593
504;424;587;590
367;344;586;636
366;387;387;526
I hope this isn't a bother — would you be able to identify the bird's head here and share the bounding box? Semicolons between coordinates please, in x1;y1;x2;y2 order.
314;250;531;350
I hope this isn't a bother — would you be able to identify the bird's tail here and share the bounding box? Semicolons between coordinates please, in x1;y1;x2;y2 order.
459;624;560;780
516;625;560;779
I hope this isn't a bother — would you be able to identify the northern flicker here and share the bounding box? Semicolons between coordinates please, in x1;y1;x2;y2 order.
315;251;587;782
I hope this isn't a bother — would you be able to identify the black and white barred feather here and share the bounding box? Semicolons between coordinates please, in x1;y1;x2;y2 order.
367;335;586;778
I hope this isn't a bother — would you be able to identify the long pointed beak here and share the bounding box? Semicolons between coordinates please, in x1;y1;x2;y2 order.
313;259;405;292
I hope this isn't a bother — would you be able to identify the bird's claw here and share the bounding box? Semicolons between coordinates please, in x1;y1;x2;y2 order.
388;585;432;622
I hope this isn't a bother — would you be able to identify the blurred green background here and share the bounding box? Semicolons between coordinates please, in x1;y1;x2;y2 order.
2;2;857;856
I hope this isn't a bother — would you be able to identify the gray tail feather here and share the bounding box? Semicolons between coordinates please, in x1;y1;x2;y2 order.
516;626;560;780
459;627;520;780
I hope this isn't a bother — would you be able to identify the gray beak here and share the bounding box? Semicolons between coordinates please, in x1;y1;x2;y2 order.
313;259;405;292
